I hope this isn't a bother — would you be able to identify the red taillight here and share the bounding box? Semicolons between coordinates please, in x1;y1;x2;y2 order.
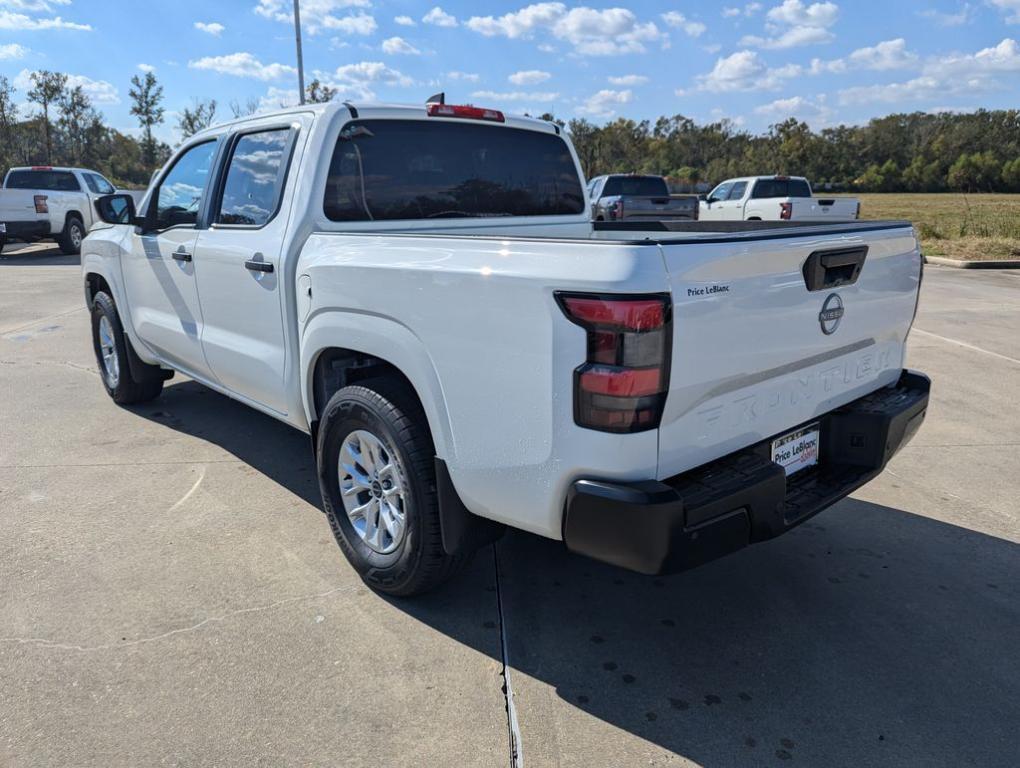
611;199;624;220
31;166;52;171
34;194;48;214
426;103;505;123
780;201;792;220
557;292;671;434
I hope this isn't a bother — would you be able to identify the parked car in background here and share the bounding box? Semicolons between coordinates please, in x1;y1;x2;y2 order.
0;166;137;254
82;101;927;596
588;174;698;222
700;175;860;222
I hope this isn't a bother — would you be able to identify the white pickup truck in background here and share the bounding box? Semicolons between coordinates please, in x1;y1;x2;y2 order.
81;101;928;596
0;166;136;254
700;175;860;222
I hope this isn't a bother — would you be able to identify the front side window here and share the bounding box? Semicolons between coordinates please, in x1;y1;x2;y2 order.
324;120;585;221
708;182;732;201
154;141;218;230
216;129;291;226
5;170;80;191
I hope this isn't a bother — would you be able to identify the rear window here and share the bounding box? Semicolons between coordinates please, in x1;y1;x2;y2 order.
751;178;811;199
5;170;80;191
601;176;668;198
324;119;584;221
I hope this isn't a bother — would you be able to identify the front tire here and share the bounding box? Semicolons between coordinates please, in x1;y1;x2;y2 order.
90;291;164;404
59;216;84;255
317;380;466;596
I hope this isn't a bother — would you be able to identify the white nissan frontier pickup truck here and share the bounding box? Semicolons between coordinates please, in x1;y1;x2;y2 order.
81;101;929;596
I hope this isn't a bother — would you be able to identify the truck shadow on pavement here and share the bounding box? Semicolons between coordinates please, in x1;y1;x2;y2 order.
143;380;1020;767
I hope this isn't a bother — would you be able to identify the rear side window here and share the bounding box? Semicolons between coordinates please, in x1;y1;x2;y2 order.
601;176;668;197
751;178;812;199
84;173;115;194
726;181;747;200
216;129;291;226
5;170;80;191
324;120;584;221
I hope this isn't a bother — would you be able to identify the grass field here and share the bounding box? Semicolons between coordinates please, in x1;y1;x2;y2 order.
857;193;1020;261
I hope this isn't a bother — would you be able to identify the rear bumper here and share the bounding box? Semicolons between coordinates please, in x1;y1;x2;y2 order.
563;369;930;575
1;220;50;240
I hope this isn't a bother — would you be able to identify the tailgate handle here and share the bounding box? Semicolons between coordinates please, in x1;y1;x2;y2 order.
802;246;867;291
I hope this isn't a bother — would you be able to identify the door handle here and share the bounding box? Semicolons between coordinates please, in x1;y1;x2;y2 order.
172;251;192;262
244;259;274;273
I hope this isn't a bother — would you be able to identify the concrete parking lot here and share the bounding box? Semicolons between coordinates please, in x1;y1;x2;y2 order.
2;242;1018;767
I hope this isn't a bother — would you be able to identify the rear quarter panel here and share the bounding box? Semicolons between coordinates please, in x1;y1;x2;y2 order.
297;233;670;538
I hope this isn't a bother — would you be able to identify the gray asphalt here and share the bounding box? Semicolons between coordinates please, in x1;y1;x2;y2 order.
1;243;1018;767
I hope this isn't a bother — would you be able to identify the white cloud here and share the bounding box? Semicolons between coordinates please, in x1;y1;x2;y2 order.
723;2;763;16
608;74;648;85
137;63;156;73
258;86;300;112
466;3;664;56
382;36;421;55
189;52;296;81
989;0;1020;23
394;15;416;26
918;5;972;26
508;69;551;85
254;0;374;35
422;6;458;27
0;8;89;30
0;42;28;59
753;94;832;123
446;71;480;82
661;11;706;37
695;49;801;91
0;1;71;9
471;89;558;102
15;69;118;103
846;38;917;70
839;37;1020;104
194;21;224;36
312;60;414;99
576;88;632;117
740;0;838;49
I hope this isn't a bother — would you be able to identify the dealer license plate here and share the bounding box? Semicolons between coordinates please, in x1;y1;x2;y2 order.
771;424;820;476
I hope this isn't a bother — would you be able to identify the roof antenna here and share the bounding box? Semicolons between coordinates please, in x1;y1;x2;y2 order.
426;92;445;105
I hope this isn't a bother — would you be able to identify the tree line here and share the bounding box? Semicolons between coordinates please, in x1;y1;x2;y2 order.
561;110;1020;193
0;70;336;188
1;67;1017;193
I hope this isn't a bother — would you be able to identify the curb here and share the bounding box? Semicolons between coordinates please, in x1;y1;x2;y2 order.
923;254;1020;270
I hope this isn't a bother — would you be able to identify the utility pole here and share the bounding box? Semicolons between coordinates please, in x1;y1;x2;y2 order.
294;0;306;105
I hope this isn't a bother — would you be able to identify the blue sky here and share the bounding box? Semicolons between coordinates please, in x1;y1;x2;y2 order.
1;0;1018;143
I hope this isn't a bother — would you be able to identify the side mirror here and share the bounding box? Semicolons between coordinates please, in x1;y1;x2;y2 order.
698;194;708;202
95;193;140;226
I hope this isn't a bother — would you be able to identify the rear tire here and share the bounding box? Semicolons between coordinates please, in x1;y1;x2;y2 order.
90;291;164;404
316;379;467;596
59;216;84;255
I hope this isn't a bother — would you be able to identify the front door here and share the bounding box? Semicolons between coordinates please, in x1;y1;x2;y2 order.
121;139;219;378
193;125;297;414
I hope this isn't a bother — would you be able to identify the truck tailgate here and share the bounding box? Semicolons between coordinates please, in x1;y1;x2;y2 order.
656;223;921;479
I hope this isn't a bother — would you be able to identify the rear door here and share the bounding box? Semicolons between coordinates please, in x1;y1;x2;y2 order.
192;122;302;414
655;225;921;478
121;139;220;377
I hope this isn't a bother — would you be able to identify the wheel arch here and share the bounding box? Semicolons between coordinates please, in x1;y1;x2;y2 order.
301;311;455;463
